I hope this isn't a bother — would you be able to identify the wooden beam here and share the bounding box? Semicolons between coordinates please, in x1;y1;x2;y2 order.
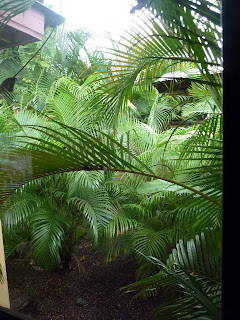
0;35;11;43
0;221;10;309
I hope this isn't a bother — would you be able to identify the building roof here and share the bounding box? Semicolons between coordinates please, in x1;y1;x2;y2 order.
32;1;65;29
0;1;65;49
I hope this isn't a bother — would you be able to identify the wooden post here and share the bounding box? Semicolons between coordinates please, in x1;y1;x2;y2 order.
0;221;10;309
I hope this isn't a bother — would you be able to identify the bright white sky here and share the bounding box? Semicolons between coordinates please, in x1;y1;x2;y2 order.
44;0;138;48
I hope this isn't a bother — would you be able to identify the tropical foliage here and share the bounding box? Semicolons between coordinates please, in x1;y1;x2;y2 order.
0;0;222;318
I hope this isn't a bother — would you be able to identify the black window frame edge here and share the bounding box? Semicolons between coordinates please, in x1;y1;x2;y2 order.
222;0;240;319
0;306;35;320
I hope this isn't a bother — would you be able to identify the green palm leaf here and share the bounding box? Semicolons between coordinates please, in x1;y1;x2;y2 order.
125;229;221;319
88;0;222;126
30;207;69;270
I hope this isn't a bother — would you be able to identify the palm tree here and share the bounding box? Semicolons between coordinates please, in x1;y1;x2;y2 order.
1;171;115;270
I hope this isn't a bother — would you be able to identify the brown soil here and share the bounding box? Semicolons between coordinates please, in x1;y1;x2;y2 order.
6;235;161;320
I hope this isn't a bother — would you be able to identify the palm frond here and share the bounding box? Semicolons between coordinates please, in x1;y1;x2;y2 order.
1;192;37;230
88;0;222;125
3;226;30;259
132;226;174;277
68;185;113;245
30;207;69;270
125;229;221;319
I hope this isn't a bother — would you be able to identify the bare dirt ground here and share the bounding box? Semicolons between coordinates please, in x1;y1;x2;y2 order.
6;235;161;320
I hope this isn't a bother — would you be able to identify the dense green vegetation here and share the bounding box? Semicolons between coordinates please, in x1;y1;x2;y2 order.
0;0;222;319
